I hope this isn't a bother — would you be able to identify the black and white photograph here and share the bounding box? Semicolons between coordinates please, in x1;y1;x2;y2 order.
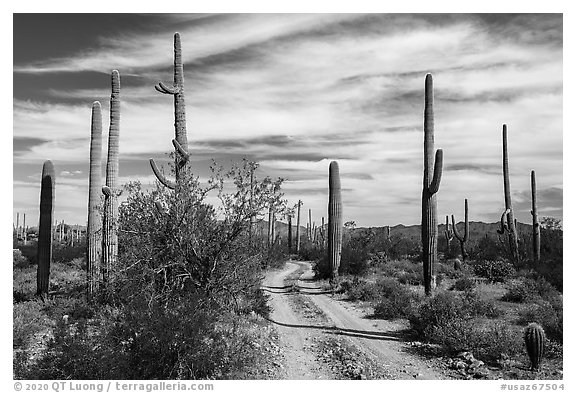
11;10;565;386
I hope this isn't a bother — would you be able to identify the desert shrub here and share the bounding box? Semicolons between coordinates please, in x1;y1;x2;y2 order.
373;278;420;319
471;259;516;283
517;299;563;343
298;242;325;262
409;290;501;338
345;278;379;301
13;249;29;268
451;276;477;292
380;258;420;279
23;294;271;380
52;238;87;265
388;235;421;260
13;300;52;350
429;320;523;361
339;241;369;275
471;234;509;261
313;255;332;280
15;242;38;265
502;276;561;303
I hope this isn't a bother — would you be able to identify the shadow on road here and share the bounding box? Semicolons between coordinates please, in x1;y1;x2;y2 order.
264;317;402;341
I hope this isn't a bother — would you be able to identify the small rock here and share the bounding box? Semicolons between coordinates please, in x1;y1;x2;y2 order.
474;369;489;378
455;361;467;370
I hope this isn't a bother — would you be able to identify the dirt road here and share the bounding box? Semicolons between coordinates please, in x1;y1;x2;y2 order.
262;260;452;380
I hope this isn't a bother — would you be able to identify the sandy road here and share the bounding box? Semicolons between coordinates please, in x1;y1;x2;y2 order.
262;260;450;380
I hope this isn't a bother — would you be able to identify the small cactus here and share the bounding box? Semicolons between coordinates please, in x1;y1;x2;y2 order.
37;160;55;297
524;323;545;371
328;161;343;281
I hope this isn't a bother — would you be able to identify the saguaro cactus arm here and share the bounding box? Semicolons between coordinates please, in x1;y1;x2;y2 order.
428;149;443;194
452;199;469;242
155;82;181;95
497;208;511;235
150;159;177;189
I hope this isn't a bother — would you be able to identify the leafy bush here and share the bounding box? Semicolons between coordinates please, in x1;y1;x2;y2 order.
373;278;420;319
502;276;561;303
409;290;501;338
344;278;380;301
517;299;563;343
13;300;52;350
471;259;516;283
451;276;476;292
13;249;29;268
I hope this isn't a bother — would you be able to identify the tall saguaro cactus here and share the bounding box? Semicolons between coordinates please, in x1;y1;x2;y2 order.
531;170;541;263
102;70;121;282
37;160;55;297
296;200;302;253
150;32;190;189
452;199;469;261
421;74;444;296
87;101;103;297
288;214;293;253
497;125;519;264
328;161;343;282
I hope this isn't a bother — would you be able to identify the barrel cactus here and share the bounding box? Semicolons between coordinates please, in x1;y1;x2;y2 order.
87;101;103;296
421;73;443;296
102;70;121;282
328;161;343;282
150;32;190;189
524;323;546;371
37;160;55;297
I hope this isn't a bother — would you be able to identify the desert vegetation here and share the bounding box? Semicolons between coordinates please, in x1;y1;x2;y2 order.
13;31;562;381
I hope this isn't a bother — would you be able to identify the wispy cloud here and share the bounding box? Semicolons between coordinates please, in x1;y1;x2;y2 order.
13;14;562;226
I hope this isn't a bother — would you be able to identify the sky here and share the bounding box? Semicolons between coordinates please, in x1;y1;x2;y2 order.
12;13;563;228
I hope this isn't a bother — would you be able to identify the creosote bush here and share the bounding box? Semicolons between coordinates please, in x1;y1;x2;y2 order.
471;259;516;283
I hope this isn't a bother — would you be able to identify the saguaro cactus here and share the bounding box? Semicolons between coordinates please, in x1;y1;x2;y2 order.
421;74;443;296
497;125;519;264
308;209;312;241
452;199;469;261
150;32;190;189
37;160;55;297
102;70;121;282
288;214;293;253
444;215;453;253
296;200;302;253
531;170;541;263
524;323;545;371
328;161;343;281
87;101;103;297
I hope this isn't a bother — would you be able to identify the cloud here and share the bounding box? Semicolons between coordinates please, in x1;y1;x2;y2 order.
13;14;563;226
